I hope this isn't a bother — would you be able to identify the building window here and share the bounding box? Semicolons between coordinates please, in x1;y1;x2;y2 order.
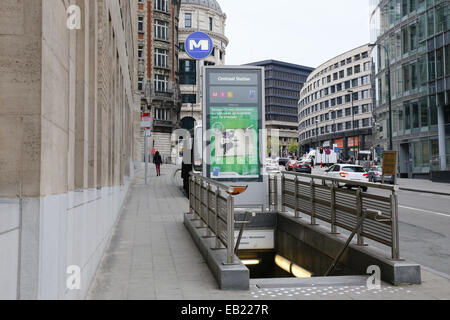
185;13;192;28
155;0;168;12
179;59;196;85
138;16;144;32
155;20;168;40
347;67;353;76
155;49;168;68
182;94;197;104
155;74;168;92
362;118;370;127
138;45;144;58
209;17;213;31
155;108;168;120
138;77;143;91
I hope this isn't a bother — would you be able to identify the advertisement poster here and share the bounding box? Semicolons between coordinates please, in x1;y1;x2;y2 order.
210;106;259;179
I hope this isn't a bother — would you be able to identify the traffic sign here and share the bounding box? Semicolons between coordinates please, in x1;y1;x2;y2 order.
185;32;213;60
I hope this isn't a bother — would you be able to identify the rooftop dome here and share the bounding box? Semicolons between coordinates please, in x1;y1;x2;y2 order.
181;0;223;14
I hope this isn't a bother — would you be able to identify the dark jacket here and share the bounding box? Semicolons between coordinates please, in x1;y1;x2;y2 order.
153;154;162;165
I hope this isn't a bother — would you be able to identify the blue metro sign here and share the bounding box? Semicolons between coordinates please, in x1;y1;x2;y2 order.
185;32;213;60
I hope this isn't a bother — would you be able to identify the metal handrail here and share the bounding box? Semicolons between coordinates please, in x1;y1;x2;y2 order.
270;171;400;260
283;171;397;191
189;173;238;265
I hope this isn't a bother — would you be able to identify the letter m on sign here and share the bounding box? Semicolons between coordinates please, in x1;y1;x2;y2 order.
190;39;209;51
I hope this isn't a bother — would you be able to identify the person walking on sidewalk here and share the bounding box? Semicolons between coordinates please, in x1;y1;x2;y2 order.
153;151;162;176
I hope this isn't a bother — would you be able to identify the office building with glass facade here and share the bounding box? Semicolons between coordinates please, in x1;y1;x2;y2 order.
370;0;450;180
248;60;313;157
298;45;374;160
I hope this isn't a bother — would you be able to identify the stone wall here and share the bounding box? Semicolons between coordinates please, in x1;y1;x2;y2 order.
0;0;139;299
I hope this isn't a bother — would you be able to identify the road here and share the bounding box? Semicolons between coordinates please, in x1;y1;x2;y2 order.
395;190;450;276
277;167;450;276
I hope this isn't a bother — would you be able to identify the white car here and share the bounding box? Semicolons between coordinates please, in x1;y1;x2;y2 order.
325;164;369;192
265;158;280;172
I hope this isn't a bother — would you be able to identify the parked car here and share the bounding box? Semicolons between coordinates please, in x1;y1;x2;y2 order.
367;166;394;184
295;159;312;174
278;157;290;166
285;159;298;172
266;158;280;172
325;164;369;192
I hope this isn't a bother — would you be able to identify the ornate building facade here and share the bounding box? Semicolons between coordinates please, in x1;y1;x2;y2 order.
178;0;228;128
136;0;182;162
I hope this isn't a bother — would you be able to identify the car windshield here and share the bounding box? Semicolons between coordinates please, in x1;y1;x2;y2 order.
342;166;365;173
370;166;382;171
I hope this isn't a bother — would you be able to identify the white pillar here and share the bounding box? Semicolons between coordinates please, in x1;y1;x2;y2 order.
437;105;446;171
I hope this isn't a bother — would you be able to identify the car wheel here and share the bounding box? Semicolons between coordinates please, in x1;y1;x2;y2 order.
346;186;352;190
362;187;368;192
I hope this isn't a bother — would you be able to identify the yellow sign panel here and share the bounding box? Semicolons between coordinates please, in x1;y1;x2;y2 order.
383;151;398;176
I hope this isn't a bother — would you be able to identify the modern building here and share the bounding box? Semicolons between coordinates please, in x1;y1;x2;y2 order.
0;0;139;299
370;0;449;181
178;0;228;127
136;0;182;162
298;45;374;161
247;60;314;157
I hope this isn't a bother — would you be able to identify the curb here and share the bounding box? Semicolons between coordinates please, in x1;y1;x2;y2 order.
399;187;450;197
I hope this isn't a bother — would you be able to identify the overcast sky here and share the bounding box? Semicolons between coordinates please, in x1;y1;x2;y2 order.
220;0;371;69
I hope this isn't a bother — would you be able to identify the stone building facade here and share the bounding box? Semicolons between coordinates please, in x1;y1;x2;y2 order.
178;0;228;126
0;0;139;299
298;45;374;160
136;0;182;162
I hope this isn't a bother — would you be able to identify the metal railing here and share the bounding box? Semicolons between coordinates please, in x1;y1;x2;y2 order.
269;172;400;260
189;173;237;265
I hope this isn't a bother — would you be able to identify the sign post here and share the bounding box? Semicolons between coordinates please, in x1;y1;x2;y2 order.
203;66;266;209
141;112;152;185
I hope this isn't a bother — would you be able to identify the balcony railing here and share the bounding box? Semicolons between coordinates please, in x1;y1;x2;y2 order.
144;79;181;103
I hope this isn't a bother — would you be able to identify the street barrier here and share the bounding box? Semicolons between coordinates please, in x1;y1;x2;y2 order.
189;173;236;264
269;172;400;260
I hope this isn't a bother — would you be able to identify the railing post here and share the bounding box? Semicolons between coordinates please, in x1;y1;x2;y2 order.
330;183;338;234
268;175;273;211
226;195;235;265
356;187;365;246
200;181;206;228
281;173;286;213
391;190;400;260
194;177;199;219
294;176;300;218
310;178;317;225
214;187;221;249
206;183;212;237
189;176;193;215
273;175;279;212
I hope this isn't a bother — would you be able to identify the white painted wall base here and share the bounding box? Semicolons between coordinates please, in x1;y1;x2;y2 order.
0;175;133;300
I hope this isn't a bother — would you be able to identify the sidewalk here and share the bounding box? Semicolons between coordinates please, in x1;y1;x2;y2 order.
396;178;450;196
87;164;450;300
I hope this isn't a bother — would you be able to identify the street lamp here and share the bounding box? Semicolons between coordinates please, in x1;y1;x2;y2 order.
315;119;320;147
347;89;358;162
369;43;393;151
